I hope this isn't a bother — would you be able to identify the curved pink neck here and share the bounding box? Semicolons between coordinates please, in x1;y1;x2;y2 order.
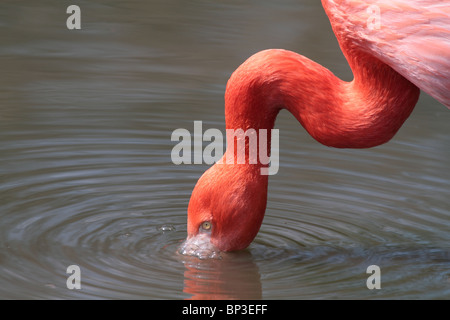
224;48;420;152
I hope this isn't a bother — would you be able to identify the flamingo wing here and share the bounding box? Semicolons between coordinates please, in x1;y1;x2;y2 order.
323;0;450;109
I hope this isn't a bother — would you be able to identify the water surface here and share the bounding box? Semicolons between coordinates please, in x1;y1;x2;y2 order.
0;0;449;299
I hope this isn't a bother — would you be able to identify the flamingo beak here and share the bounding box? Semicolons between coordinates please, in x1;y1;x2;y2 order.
179;233;222;260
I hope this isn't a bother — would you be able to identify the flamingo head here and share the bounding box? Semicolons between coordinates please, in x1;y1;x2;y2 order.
179;164;268;258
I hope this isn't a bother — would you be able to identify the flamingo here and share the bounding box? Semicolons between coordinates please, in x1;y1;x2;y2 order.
180;0;450;257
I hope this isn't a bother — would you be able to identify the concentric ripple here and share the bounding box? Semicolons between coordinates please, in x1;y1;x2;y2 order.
0;126;190;298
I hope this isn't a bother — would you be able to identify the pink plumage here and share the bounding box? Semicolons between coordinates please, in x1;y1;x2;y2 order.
323;0;450;108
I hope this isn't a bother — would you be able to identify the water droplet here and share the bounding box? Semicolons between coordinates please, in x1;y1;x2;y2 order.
158;224;175;232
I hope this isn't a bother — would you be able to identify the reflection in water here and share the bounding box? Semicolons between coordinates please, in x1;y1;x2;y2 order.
179;242;450;300
181;250;262;300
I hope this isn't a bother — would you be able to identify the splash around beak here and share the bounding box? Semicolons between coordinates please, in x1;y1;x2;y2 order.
178;233;222;260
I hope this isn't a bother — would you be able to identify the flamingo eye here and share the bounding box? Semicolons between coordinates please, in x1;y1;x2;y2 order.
200;221;212;231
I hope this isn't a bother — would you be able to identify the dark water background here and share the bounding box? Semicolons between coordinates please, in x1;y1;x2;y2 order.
0;0;449;299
